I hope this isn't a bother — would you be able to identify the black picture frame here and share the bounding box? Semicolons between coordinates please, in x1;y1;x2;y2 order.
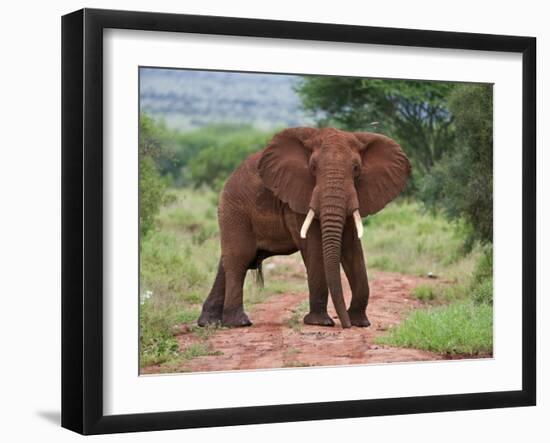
61;8;536;435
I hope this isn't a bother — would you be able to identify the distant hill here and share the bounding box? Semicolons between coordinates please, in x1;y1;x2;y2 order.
140;68;316;131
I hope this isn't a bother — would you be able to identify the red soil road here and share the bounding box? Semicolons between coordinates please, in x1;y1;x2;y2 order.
142;258;451;374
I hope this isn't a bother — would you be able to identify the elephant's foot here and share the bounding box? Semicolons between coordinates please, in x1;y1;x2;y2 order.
197;308;222;327
347;309;371;327
304;311;335;327
222;308;253;327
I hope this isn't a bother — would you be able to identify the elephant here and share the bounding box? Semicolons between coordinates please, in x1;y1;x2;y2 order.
198;127;411;328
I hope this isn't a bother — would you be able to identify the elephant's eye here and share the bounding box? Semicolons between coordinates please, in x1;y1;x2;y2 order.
352;163;360;177
309;161;317;175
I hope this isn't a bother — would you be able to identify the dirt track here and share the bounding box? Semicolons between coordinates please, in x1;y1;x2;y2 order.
142;258;453;374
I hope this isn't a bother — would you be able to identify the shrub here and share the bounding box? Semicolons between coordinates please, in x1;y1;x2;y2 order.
419;84;493;248
186;127;273;190
139;113;172;238
139;157;168;238
471;278;493;306
470;246;493;305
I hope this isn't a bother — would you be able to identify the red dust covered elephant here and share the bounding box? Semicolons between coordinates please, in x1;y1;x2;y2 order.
198;127;411;328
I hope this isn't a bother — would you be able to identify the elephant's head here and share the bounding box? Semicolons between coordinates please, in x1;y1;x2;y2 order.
258;127;411;328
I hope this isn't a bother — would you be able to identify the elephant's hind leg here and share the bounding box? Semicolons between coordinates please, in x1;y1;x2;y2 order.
221;255;254;327
197;260;225;326
217;200;258;327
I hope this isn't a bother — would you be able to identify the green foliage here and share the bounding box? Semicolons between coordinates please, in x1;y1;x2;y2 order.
419;84;493;247
296;77;456;175
141;122;275;188
471;279;493;306
139;157;168;238
139;113;171;238
377;301;493;355
471;246;493;289
139;303;180;367
186;127;273;190
470;246;493;305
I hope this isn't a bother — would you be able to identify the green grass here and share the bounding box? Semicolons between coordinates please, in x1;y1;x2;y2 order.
470;247;493;305
140;187;223;367
410;282;470;305
181;343;223;360
411;284;436;302
376;301;493;355
287;300;310;331
362;200;479;279
376;239;493;355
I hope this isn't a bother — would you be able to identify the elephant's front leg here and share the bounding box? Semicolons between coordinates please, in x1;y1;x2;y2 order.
341;219;371;327
298;219;335;327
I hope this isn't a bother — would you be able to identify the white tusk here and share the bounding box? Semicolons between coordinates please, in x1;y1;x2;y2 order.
353;210;363;239
300;209;315;239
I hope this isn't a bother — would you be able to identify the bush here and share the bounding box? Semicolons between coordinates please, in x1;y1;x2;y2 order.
470;246;493;305
471;278;493;306
186;127;273;190
419;84;493;248
139;113;172;238
138;122;275;188
139;157;169;238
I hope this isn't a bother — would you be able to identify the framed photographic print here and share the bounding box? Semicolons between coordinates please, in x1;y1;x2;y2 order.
61;8;536;435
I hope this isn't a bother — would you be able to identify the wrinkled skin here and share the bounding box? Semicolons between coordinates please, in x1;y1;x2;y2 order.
198;127;411;329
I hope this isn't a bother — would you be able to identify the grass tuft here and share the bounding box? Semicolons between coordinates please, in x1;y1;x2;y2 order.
181;343;223;360
376;301;493;355
287;301;310;331
411;284;436;302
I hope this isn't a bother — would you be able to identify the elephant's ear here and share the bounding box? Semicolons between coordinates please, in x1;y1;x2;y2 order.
353;132;411;217
258;127;317;214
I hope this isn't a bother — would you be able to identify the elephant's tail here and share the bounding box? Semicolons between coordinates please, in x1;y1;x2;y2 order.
253;263;264;289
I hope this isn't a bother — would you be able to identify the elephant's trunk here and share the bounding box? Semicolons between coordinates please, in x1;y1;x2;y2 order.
320;181;352;329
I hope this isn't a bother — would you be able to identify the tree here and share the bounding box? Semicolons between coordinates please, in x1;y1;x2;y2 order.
186;127;273;190
297;77;493;248
419;84;493;247
297;77;456;176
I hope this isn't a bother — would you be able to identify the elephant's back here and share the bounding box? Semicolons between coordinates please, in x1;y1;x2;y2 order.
219;150;291;246
221;151;264;204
